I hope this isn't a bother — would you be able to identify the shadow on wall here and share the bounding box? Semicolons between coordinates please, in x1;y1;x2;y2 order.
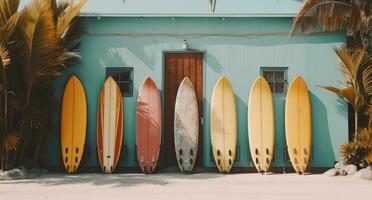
101;46;130;68
310;92;335;167
272;96;287;167
235;96;250;167
205;52;223;74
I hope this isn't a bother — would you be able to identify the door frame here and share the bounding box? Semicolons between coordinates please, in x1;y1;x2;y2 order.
161;49;206;168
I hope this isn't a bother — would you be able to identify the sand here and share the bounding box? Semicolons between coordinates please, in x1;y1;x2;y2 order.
0;173;370;200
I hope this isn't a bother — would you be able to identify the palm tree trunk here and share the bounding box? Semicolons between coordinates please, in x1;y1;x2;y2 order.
1;63;8;171
32;132;42;166
354;111;358;140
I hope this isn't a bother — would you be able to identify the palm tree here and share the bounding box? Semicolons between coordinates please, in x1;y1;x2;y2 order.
321;45;372;138
13;0;87;166
0;0;20;171
289;0;371;52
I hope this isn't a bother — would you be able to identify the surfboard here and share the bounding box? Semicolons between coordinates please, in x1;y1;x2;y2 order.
210;76;237;173
285;75;312;174
136;77;161;174
61;76;87;173
174;77;199;173
97;76;124;173
248;76;275;173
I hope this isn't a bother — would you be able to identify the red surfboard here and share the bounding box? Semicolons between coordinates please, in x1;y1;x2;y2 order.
97;77;124;173
136;77;162;173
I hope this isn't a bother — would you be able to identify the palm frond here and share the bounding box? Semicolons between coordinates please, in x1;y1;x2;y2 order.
0;45;10;69
56;0;87;39
365;152;372;165
289;0;365;36
0;0;20;27
358;54;372;99
357;128;372;149
333;46;365;87
321;85;364;112
18;0;69;104
3;132;20;152
0;12;19;44
49;0;69;23
209;0;216;12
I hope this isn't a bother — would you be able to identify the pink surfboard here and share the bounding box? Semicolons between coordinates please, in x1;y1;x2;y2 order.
136;77;162;173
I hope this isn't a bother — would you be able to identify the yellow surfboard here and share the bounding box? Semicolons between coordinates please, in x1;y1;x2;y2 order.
210;76;237;173
61;76;87;173
248;76;275;173
285;75;312;174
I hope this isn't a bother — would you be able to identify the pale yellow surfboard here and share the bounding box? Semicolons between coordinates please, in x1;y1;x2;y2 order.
248;76;275;173
285;75;312;174
210;76;237;173
61;76;87;173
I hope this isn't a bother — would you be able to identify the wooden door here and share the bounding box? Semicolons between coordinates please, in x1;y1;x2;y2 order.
164;53;203;167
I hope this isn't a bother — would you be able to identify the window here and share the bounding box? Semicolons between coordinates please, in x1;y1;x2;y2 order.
261;67;288;95
106;67;134;97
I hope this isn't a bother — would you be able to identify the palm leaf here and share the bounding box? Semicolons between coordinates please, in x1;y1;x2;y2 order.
49;0;69;23
209;0;216;12
321;85;354;102
0;0;20;27
358;54;372;99
321;85;364;112
0;45;10;69
289;0;365;36
3;131;20;152
333;45;365;87
56;0;87;39
18;0;69;104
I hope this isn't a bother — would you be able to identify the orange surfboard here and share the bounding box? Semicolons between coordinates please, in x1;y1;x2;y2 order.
136;77;162;173
61;76;87;173
97;77;124;173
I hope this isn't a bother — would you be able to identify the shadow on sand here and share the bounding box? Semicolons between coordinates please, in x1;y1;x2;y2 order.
0;173;224;188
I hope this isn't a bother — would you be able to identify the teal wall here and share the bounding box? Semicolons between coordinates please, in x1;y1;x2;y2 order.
46;17;348;170
20;0;302;16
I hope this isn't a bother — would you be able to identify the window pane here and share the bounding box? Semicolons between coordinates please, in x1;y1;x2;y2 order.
120;72;130;81
268;82;275;92
275;71;284;82
120;83;130;93
275;82;284;93
106;67;134;97
264;71;274;82
111;74;119;81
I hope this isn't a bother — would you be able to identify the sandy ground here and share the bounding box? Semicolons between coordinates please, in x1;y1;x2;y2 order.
0;173;370;200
